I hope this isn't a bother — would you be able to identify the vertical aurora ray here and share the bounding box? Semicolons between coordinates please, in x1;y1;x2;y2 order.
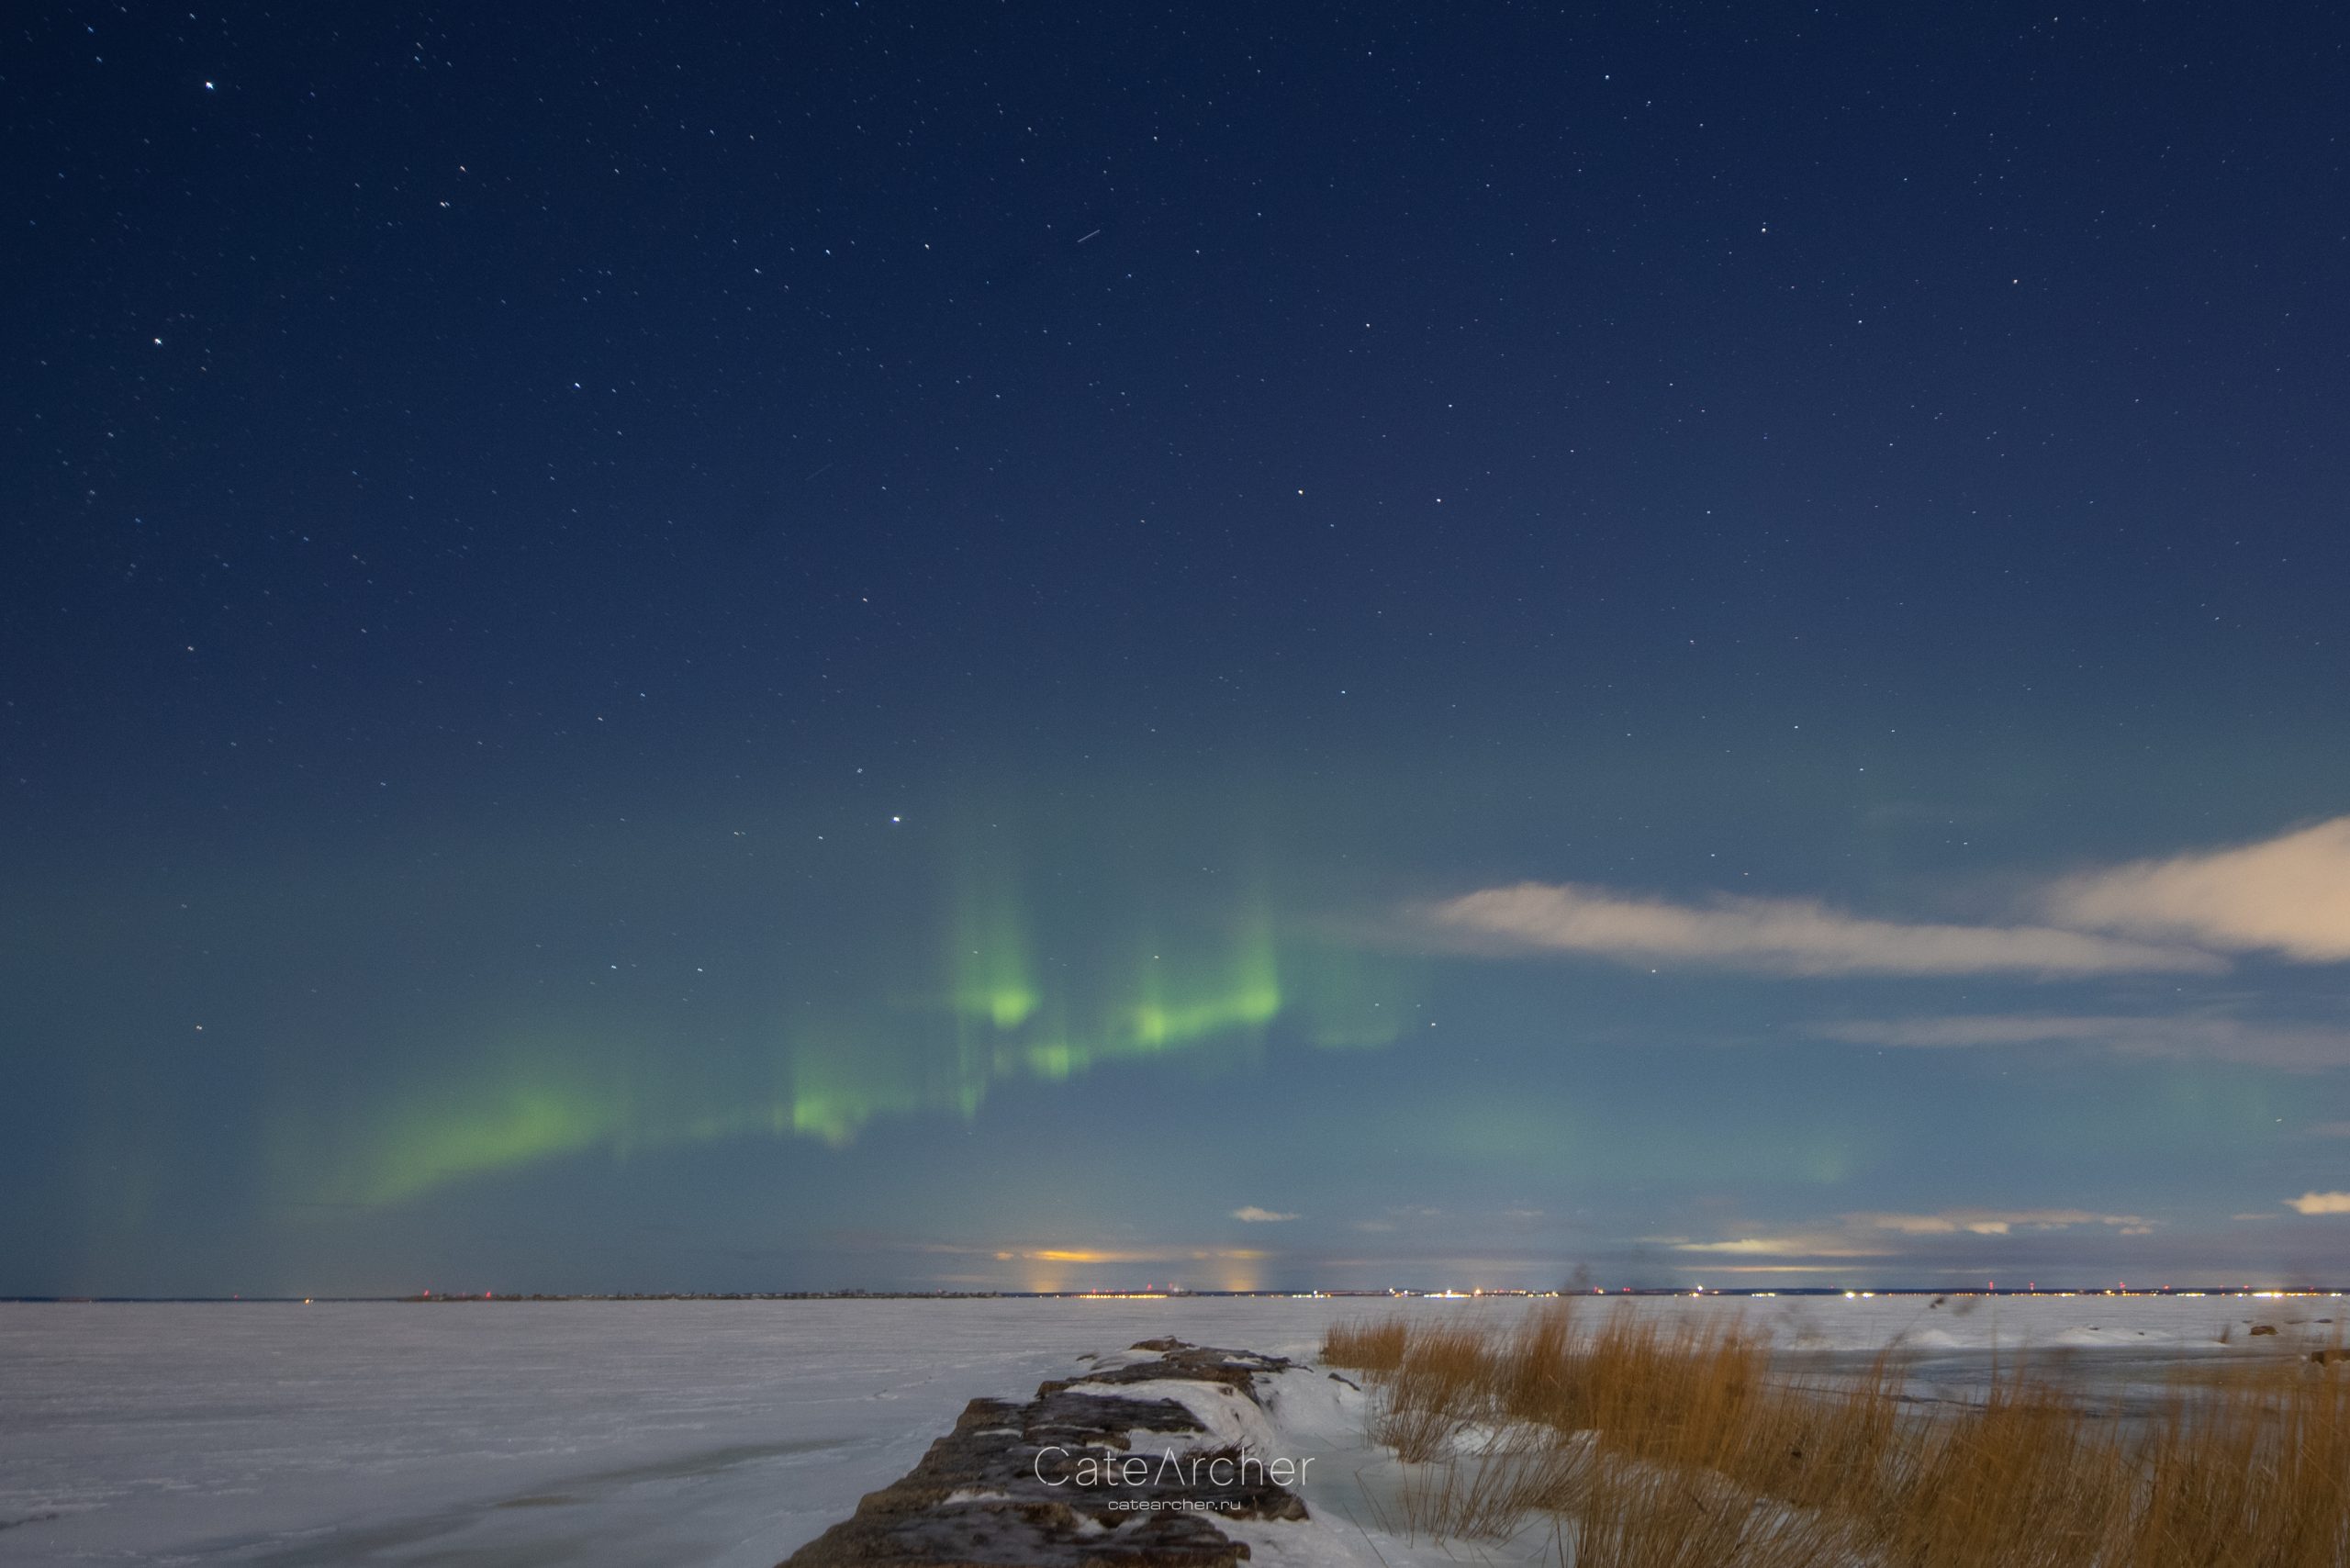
1282;938;1420;1049
788;1017;978;1147
947;845;1038;1034
1127;896;1283;1052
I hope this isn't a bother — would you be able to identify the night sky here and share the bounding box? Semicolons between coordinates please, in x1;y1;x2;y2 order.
6;3;2349;1297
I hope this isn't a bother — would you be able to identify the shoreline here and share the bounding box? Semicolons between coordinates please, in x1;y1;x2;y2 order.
8;1285;2345;1305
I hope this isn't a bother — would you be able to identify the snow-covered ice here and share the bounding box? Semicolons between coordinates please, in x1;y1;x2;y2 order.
0;1293;2336;1565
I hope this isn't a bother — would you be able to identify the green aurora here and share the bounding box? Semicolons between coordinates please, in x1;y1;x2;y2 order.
274;829;1421;1208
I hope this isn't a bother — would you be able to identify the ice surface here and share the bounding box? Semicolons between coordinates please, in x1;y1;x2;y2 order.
0;1294;2336;1565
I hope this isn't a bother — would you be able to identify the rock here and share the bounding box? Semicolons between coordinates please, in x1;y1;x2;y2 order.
783;1340;1308;1568
1038;1342;1294;1406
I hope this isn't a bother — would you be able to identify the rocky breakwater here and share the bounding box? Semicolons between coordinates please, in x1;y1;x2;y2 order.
783;1338;1313;1568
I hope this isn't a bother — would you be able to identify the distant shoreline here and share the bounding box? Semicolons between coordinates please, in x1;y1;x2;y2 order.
6;1286;2344;1305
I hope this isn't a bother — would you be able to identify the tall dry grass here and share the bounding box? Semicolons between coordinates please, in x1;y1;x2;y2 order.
1324;1305;2350;1567
1323;1316;1407;1375
1371;1320;1494;1462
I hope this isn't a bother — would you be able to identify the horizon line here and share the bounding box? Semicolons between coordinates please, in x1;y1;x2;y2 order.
8;1284;2345;1305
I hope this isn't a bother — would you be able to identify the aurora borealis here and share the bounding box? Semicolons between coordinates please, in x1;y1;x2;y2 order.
6;4;2349;1296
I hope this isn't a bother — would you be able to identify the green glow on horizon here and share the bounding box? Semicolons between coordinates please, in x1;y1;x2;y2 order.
290;1042;631;1207
281;826;1423;1207
374;1083;612;1203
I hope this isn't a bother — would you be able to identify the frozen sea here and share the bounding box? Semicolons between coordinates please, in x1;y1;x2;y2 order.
1;1294;2338;1566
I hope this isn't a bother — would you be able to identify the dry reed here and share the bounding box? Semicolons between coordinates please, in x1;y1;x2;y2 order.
1324;1306;2350;1567
1322;1316;1407;1374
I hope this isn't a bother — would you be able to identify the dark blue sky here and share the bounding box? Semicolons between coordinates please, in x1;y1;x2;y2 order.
6;1;2348;1296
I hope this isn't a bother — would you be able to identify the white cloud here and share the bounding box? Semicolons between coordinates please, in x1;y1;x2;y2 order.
2284;1192;2350;1215
1815;1014;2350;1072
1671;1209;2153;1259
2045;816;2350;961
1849;1209;2154;1238
1417;814;2350;981
1672;1234;1897;1259
1428;882;2218;977
1231;1205;1299;1223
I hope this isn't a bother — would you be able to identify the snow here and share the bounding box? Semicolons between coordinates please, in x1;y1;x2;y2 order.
0;1293;2336;1565
1059;1376;1281;1454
